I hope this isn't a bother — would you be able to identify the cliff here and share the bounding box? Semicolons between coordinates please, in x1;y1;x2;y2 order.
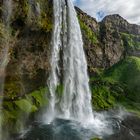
0;0;53;99
76;7;140;74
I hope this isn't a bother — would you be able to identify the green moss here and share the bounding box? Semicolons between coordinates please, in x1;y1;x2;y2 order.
12;0;29;22
1;101;24;133
0;87;48;134
4;79;21;99
15;99;38;113
78;17;98;44
38;12;53;32
22;0;29;18
91;79;120;111
29;87;48;107
105;56;140;94
120;32;140;51
90;56;140;115
103;56;140;115
37;0;53;32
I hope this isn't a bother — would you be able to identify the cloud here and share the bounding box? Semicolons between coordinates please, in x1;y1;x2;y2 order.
74;0;140;25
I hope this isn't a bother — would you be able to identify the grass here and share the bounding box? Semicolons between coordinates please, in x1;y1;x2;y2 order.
104;56;140;95
90;56;140;115
103;56;140;115
121;32;140;51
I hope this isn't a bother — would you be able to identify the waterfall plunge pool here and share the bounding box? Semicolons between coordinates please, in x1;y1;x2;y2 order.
13;111;140;140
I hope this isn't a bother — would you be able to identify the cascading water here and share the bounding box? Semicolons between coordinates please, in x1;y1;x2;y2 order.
45;0;93;124
45;0;63;123
0;0;12;139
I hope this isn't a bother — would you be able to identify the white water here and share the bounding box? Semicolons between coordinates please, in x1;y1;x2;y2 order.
45;0;93;124
45;0;62;123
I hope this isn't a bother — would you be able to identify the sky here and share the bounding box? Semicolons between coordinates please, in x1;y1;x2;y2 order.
73;0;140;25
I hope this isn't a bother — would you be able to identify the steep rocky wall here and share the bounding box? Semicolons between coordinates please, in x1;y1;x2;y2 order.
76;7;104;75
0;0;53;98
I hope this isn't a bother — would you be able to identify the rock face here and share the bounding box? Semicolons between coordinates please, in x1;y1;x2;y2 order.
76;7;140;74
0;0;53;98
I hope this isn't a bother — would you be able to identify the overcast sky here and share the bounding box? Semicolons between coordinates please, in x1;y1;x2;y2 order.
73;0;140;25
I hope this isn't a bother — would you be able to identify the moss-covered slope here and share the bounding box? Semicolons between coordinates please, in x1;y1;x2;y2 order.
91;56;140;114
104;56;140;114
105;56;140;94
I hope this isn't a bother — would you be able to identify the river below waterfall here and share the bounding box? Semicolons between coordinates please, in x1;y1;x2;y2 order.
13;111;140;140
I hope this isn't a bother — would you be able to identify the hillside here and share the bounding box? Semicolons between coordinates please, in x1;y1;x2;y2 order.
104;56;140;114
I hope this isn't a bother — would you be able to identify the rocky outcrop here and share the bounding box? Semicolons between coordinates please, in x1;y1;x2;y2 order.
100;14;140;62
76;7;104;74
102;14;140;35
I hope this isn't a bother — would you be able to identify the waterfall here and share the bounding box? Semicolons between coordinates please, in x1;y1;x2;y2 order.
45;0;93;124
0;0;12;103
0;0;12;139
